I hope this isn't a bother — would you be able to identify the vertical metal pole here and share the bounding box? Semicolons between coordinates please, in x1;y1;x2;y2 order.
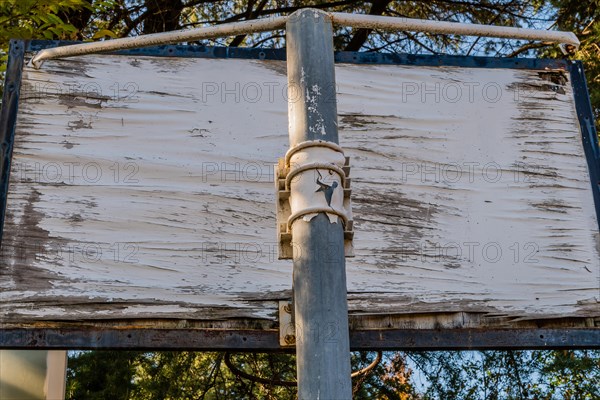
286;9;352;399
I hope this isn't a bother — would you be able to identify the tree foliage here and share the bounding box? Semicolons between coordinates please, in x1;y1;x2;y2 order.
66;351;417;399
66;350;600;399
547;0;600;125
408;350;600;399
0;0;87;91
66;350;138;399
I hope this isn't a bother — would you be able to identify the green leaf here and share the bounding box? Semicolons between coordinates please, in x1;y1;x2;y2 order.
45;14;64;26
92;29;117;39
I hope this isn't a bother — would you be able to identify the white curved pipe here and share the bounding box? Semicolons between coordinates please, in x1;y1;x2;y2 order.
330;13;579;54
30;16;288;69
30;10;579;69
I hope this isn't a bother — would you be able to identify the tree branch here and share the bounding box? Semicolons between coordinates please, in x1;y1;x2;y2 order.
466;0;517;56
507;351;527;399
229;0;268;47
507;41;551;57
344;0;393;51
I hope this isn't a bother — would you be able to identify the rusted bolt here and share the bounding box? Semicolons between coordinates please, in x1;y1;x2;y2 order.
284;334;296;345
283;303;292;314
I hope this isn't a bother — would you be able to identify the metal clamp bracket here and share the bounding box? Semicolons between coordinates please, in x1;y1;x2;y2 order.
276;140;354;259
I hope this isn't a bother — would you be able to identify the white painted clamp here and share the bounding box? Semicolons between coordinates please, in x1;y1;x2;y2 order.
276;140;354;259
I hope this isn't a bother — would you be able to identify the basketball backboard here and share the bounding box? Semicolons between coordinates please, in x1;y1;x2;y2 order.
1;40;598;349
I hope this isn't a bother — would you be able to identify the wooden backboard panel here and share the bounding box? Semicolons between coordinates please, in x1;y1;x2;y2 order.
1;41;598;349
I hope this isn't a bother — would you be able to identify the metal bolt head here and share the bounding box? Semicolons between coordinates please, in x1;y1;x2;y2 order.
284;334;296;345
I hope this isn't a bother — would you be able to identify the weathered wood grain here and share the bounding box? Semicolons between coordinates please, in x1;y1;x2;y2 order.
1;54;598;329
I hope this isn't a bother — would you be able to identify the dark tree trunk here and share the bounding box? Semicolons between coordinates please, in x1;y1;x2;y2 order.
60;0;93;39
344;0;392;51
142;0;184;34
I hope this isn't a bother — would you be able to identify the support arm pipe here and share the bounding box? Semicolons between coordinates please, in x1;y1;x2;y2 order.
30;16;288;69
330;13;579;54
30;11;580;69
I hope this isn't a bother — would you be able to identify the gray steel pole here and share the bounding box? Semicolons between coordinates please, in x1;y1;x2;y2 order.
286;9;353;399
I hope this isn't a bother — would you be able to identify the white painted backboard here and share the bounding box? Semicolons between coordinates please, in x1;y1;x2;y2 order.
1;50;599;334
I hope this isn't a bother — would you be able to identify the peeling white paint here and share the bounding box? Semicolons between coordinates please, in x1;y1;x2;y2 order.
1;54;598;325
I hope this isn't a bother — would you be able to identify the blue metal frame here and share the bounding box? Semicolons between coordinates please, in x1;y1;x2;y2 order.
0;40;25;245
25;39;571;69
569;61;600;228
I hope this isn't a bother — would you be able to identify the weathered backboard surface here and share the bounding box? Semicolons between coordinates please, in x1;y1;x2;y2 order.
1;40;599;349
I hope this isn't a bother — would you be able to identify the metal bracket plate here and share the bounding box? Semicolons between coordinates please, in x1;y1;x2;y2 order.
276;156;354;259
279;301;296;347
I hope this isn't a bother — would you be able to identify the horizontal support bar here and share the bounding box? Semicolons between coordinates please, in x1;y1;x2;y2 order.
1;328;598;350
30;10;579;68
330;13;579;52
350;328;600;350
30;16;288;68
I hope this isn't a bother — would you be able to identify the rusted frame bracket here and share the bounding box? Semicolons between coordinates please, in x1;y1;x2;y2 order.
1;327;598;350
